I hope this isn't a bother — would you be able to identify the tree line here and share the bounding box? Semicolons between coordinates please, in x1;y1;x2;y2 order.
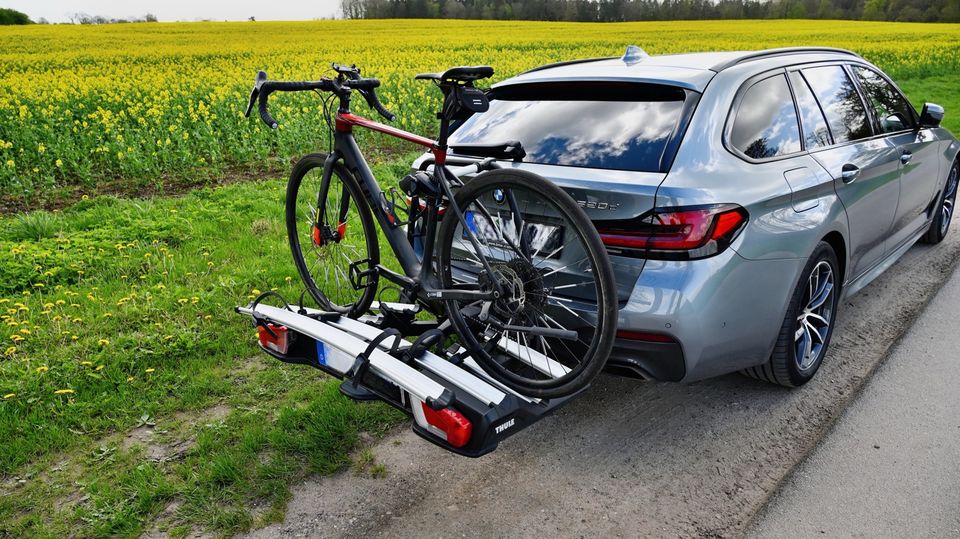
339;0;960;22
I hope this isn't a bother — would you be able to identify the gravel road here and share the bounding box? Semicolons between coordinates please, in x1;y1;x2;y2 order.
244;230;960;539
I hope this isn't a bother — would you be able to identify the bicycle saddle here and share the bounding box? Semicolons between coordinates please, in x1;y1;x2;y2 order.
415;66;494;83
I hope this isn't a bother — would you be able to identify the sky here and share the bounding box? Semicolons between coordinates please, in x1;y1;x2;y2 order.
5;0;342;23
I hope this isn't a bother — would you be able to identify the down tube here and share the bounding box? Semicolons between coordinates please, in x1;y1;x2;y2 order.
337;133;422;279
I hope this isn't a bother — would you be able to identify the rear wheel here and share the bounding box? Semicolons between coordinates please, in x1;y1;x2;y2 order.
286;153;379;317
922;160;958;244
436;169;618;398
743;241;840;387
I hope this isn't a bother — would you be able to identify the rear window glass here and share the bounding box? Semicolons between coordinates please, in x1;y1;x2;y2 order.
448;82;687;173
801;65;872;143
729;74;802;160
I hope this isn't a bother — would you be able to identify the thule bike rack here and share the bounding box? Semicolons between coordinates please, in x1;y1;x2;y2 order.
236;296;582;457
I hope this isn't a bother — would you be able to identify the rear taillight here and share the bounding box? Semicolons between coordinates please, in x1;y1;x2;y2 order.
420;402;472;448
257;323;292;354
597;204;748;260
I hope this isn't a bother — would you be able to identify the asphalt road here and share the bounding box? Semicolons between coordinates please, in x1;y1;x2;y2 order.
244;227;960;539
745;260;960;538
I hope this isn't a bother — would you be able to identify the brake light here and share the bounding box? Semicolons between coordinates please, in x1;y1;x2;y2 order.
257;323;292;354
420;403;472;448
597;204;748;260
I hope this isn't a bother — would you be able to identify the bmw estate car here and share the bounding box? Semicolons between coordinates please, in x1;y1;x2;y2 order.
415;46;960;387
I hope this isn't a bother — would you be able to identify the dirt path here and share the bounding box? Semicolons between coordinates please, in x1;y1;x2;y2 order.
243;231;960;538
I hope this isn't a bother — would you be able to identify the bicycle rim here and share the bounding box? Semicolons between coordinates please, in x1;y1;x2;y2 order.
287;156;378;316
438;170;616;397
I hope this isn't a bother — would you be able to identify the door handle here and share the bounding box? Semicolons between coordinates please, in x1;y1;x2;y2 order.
900;151;912;165
840;163;860;184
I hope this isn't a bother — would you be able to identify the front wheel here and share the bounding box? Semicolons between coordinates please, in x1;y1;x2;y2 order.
286;153;379;317
436;169;618;398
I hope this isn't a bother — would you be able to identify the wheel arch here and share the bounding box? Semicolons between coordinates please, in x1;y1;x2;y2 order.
821;230;847;288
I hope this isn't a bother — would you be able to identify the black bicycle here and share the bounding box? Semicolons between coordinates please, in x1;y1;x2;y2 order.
246;63;617;398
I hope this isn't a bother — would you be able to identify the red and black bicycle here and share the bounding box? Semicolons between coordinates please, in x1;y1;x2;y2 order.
246;63;616;398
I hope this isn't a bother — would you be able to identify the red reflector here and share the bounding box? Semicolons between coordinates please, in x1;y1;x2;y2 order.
337;221;347;239
616;330;676;343
420;403;473;448
257;323;291;354
312;225;322;247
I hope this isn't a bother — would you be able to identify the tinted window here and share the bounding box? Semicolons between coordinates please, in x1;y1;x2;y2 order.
730;74;801;160
802;66;872;143
789;71;832;150
853;67;916;134
448;83;686;173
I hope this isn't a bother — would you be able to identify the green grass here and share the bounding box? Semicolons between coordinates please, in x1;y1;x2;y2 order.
0;156;412;537
0;74;958;538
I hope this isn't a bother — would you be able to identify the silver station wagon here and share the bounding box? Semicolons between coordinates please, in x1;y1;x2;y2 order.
417;46;960;387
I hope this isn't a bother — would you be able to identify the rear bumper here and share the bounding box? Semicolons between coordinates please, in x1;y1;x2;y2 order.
612;249;804;382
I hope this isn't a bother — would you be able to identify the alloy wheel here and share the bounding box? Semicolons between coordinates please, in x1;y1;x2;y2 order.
795;260;835;371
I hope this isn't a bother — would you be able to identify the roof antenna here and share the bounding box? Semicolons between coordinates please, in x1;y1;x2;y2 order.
622;45;648;65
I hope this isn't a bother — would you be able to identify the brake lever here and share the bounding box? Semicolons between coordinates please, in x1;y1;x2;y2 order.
245;71;268;118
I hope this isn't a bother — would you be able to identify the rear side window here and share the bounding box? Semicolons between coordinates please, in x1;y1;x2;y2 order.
729;74;801;160
448;82;687;173
802;65;872;143
853;67;916;134
789;71;832;150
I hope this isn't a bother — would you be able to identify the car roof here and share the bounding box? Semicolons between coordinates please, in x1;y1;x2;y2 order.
494;47;861;93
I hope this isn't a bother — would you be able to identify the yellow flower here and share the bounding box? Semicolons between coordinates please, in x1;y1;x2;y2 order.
126;376;134;382
55;300;65;306
55;159;63;168
53;389;74;395
81;194;89;200
36;366;48;373
3;346;15;356
80;361;92;366
145;368;155;373
2;393;14;400
97;338;110;347
95;365;104;371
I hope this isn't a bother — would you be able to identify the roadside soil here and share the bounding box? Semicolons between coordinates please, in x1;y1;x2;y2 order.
239;229;960;539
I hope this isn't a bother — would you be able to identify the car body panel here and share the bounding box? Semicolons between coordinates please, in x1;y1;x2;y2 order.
413;48;959;383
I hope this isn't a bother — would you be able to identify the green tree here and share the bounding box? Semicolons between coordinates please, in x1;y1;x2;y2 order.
0;7;32;24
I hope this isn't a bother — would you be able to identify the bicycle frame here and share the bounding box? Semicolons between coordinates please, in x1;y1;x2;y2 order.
322;111;500;304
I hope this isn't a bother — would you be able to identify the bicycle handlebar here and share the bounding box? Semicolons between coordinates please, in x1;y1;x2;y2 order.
245;66;396;129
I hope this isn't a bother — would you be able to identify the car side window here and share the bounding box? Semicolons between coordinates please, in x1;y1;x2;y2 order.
853;66;917;134
730;74;802;160
789;71;832;150
801;65;872;143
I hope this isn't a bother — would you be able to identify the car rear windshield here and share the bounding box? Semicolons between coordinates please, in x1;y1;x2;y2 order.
448;82;689;173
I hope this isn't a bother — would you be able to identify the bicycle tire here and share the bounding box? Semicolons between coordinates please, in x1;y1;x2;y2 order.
286;153;379;317
436;169;617;398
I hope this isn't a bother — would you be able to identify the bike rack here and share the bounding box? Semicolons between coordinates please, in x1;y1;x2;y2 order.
236;299;581;457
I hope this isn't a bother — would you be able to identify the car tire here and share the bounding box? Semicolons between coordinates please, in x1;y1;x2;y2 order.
742;241;840;387
921;159;958;244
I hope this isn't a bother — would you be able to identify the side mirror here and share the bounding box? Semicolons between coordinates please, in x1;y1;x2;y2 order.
919;103;944;128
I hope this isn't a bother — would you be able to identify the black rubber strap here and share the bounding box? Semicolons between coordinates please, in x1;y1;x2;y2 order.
403;328;445;364
349;328;401;388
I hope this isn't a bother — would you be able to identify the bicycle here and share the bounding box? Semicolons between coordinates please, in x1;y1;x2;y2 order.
245;63;617;398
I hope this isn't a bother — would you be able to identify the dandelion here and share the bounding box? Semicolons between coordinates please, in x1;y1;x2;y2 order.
126;376;134;382
80;361;92;366
145;368;155;373
98;338;110;347
81;195;89;201
36;366;48;373
3;393;14;400
53;389;74;395
103;313;113;318
55;159;63;168
95;365;104;371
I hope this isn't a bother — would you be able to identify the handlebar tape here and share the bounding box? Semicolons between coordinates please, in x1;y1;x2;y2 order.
258;89;278;129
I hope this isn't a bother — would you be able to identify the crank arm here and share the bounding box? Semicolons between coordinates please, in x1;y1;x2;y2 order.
421;289;497;302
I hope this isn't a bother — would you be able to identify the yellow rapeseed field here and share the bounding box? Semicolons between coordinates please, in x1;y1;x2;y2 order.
0;19;958;195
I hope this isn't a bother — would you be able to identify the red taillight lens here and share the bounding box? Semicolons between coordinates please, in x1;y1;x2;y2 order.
597;204;747;259
420;403;473;448
257;323;291;354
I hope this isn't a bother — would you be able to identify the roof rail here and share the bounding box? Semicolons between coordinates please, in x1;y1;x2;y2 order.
519;56;617;75
711;47;861;71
